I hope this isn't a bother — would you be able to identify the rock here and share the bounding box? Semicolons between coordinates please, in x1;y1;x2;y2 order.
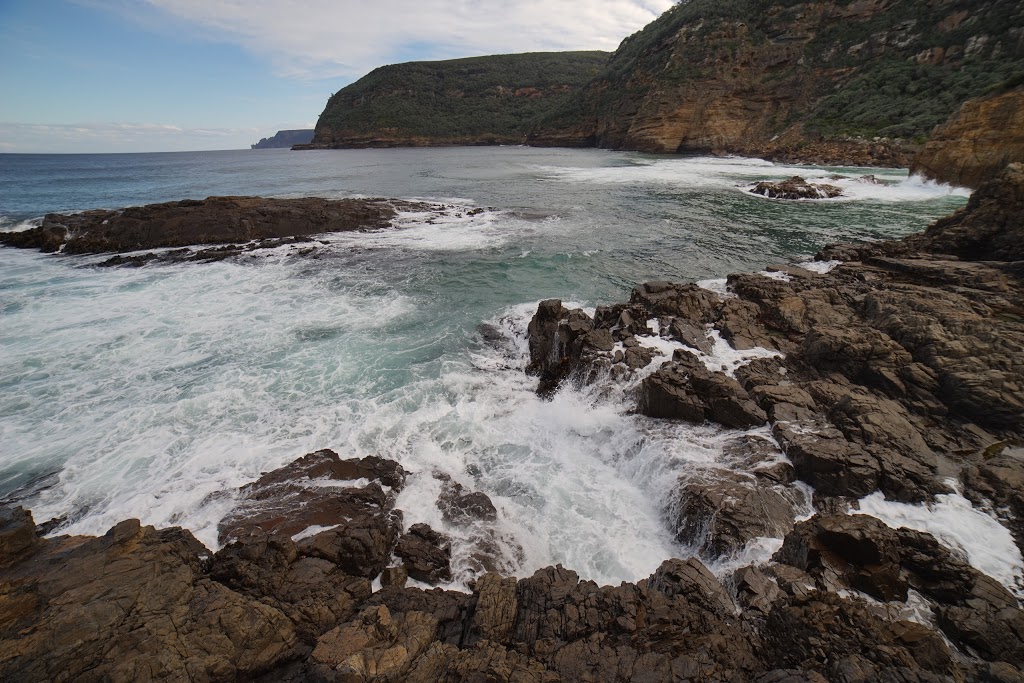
380;566;409;589
668;316;714;353
913;162;1024;262
673;469;802;556
773;423;882;498
210;529;371;643
526;300;599;393
750;177;843;200
219;450;406;579
436;477;498;525
308;605;439;682
630;281;721;322
733;566;783;615
775;514;906;602
0;516;300;682
911;87;1024;189
640;351;768;428
0;507;38;567
964;453;1024;550
395;524;453;584
0;196;427;255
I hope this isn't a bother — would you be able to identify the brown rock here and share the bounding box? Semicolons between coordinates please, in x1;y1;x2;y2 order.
911;87;1024;189
395;524;453;584
640;351;768;428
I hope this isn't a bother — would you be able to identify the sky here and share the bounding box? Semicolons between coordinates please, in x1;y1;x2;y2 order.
0;0;675;153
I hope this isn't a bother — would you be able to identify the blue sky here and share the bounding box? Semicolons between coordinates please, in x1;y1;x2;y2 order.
0;0;673;153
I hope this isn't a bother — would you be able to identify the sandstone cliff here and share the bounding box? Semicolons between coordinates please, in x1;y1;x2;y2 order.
305;52;608;149
911;84;1024;187
530;0;1024;164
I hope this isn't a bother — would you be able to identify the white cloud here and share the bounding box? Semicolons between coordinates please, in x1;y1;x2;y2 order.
0;122;266;153
140;0;677;79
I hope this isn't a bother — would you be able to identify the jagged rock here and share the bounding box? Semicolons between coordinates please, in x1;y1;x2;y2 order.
0;515;300;682
0;506;38;566
773;423;882;498
668;316;714;353
210;529;371;643
775;514;906;602
733;566;783;615
717;298;781;351
380;566;408;589
526;300;599;394
674;469;802;556
911;88;1024;189
630;281;721;322
396;524;453;584
964;453;1024;550
219;450;407;579
750;177;843;200
436;476;498;525
640;351;767;428
308;605;439;682
915;161;1024;261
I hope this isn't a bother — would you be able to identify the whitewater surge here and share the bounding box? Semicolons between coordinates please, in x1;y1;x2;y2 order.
538;155;971;203
0;146;982;588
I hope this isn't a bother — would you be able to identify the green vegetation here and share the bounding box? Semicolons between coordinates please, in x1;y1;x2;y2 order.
312;0;1024;147
537;0;1024;143
315;52;608;141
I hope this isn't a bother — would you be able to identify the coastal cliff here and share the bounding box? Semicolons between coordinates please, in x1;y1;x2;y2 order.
300;0;1024;165
303;52;608;149
251;130;314;149
911;84;1024;187
2;167;1023;680
530;0;1024;164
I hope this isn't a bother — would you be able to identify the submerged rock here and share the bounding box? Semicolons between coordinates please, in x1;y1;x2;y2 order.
750;176;843;200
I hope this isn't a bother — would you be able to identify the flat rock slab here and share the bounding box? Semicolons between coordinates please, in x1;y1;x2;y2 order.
0;195;433;254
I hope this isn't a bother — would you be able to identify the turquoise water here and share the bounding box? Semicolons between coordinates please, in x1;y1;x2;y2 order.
0;147;969;585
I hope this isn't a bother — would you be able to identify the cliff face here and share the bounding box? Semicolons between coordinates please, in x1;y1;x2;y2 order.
911;85;1024;187
530;0;1024;164
306;52;609;149
251;129;314;149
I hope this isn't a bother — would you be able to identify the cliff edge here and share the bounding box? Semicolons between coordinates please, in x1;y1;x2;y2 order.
911;84;1024;188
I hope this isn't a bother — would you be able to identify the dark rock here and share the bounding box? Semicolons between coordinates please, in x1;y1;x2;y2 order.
0;507;38;566
774;423;882;498
674;469;802;556
437;477;498;525
640;352;768;428
0;196;428;255
396;524;453;584
380;566;408;589
526;299;600;393
218;450;406;579
775;514;906;602
750;176;843;200
630;281;721;322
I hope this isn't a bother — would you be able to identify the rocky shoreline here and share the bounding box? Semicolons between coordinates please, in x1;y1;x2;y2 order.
2;167;1023;682
0;196;446;265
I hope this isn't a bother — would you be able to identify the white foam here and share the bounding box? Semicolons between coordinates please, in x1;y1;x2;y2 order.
696;278;733;298
858;488;1024;596
537;155;970;203
759;270;792;282
292;524;341;542
797;259;842;274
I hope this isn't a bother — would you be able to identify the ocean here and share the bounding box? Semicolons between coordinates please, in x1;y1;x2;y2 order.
0;146;973;587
